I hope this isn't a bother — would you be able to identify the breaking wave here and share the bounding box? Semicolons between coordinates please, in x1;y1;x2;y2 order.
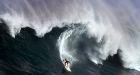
0;0;140;71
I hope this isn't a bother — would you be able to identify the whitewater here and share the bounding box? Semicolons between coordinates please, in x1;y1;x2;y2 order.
0;0;140;71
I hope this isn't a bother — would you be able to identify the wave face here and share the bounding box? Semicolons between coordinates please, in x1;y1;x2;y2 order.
0;0;140;71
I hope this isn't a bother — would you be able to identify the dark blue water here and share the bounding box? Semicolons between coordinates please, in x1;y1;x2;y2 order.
0;22;140;75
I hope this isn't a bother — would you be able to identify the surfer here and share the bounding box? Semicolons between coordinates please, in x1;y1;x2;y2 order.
63;58;71;72
63;59;70;66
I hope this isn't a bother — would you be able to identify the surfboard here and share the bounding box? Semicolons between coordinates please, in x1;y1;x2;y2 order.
64;63;71;72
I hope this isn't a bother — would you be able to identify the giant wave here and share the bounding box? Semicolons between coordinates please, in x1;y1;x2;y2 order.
0;0;140;71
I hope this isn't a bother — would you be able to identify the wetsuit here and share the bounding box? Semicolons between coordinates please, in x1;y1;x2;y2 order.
64;59;70;65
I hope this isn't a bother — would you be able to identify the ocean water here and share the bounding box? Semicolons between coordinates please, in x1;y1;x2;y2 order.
0;0;140;75
0;23;140;75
